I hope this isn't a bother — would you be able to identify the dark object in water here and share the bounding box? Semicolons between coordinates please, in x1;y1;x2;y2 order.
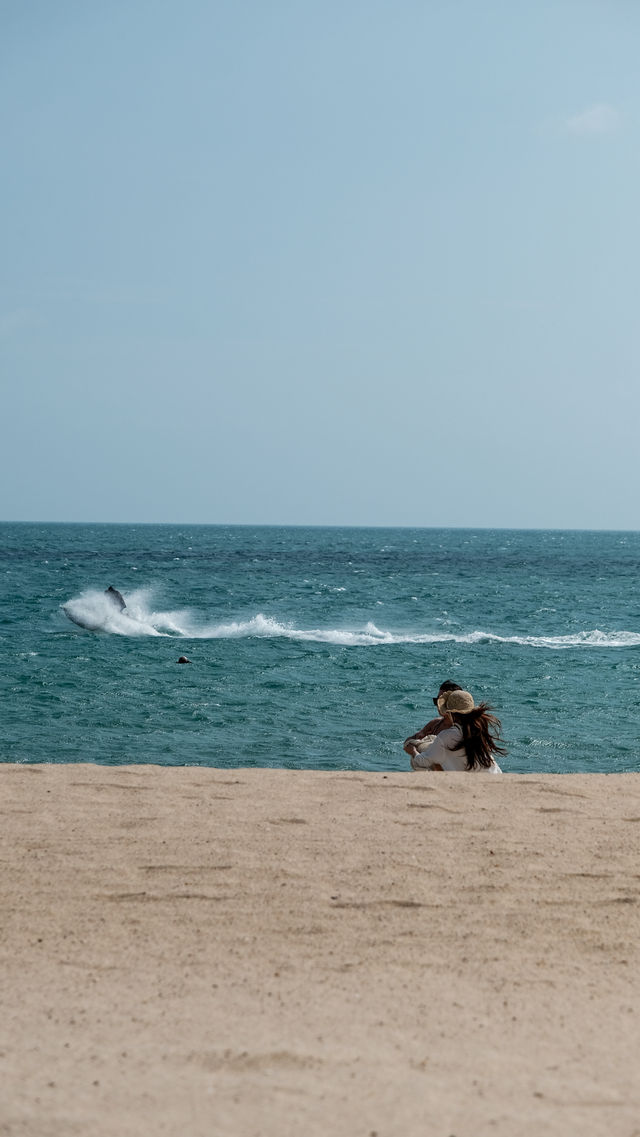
177;656;191;664
105;586;126;611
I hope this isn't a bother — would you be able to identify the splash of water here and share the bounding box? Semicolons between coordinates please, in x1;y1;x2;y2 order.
62;589;188;637
61;592;640;648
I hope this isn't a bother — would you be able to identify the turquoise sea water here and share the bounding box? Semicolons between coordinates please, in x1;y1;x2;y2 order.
2;523;640;773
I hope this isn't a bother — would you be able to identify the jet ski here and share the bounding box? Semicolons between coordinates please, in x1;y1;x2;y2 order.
105;586;126;611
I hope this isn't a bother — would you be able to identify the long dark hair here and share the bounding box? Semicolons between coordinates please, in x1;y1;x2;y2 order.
450;703;507;769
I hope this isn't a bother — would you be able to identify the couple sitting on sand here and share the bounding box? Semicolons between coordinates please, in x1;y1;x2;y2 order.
404;680;506;774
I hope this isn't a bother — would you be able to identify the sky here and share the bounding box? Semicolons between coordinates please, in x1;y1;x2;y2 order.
1;0;639;528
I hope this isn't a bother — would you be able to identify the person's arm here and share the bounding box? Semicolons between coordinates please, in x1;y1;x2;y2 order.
409;725;456;770
409;733;440;769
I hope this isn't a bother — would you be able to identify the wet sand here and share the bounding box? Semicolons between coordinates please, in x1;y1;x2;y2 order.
2;764;640;1136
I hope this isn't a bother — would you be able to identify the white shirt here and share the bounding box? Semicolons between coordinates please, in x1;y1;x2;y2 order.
410;725;501;774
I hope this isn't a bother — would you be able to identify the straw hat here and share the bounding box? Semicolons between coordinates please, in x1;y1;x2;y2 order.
438;689;476;714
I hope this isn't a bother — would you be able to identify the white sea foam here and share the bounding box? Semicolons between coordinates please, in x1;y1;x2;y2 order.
186;621;640;649
61;593;640;648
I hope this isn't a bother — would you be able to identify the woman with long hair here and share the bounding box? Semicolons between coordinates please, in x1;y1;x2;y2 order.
406;689;506;773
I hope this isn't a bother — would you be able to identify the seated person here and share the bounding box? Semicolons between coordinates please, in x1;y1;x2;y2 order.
406;689;506;774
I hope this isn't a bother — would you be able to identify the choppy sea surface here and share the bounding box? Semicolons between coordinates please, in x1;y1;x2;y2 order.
2;523;640;773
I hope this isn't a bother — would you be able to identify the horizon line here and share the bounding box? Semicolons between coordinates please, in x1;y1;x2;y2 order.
1;519;639;535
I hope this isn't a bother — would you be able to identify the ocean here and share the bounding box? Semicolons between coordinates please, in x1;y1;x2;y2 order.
2;523;639;773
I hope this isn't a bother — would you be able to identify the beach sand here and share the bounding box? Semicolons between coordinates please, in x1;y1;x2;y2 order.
2;765;640;1137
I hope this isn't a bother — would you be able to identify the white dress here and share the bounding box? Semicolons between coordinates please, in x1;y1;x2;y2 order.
410;724;501;773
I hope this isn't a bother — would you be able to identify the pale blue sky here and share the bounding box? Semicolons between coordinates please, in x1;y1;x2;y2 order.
2;0;639;527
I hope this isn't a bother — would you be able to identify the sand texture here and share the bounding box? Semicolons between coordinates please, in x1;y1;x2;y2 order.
2;765;640;1137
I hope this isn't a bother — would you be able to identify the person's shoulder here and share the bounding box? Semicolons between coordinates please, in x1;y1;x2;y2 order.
422;716;444;734
441;723;462;736
440;724;463;746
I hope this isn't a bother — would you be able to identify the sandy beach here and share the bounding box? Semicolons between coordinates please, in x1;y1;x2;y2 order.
2;765;640;1136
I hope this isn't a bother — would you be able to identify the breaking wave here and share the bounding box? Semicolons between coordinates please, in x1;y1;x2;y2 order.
61;592;640;648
